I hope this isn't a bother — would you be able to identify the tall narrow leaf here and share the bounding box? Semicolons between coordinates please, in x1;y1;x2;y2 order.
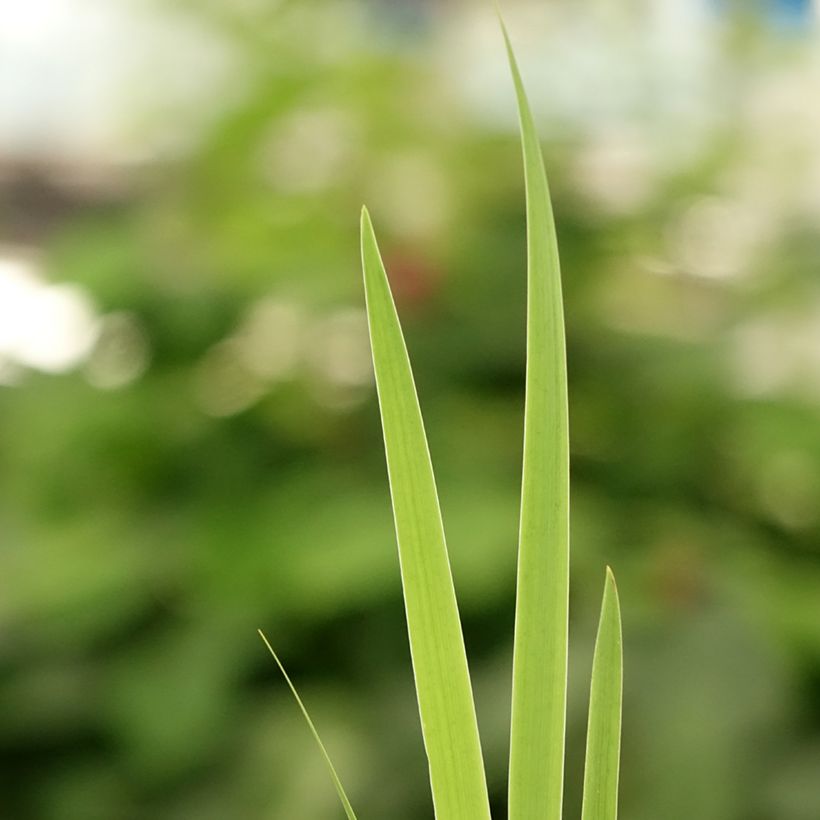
503;24;571;820
360;208;492;820
257;630;358;820
581;569;623;820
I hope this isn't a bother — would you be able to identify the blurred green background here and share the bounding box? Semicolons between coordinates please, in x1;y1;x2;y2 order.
2;1;820;818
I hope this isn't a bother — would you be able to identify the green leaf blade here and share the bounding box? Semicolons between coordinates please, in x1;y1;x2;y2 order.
502;23;571;820
581;569;624;820
257;630;358;820
360;208;492;820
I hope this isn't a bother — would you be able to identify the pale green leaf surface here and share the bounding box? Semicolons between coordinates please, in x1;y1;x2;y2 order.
360;208;492;820
257;630;358;820
502;22;571;820
581;569;623;820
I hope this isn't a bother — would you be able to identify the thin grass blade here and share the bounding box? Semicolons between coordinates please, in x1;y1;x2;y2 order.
581;569;623;820
360;208;492;820
502;22;571;820
257;630;358;820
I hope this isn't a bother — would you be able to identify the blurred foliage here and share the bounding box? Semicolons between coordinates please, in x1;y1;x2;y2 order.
1;1;820;819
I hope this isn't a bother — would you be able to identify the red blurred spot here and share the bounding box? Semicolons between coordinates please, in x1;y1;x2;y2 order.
383;249;442;310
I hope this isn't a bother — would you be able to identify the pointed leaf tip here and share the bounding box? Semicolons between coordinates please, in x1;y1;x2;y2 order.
361;200;492;819
505;17;569;820
258;630;359;820
581;572;623;820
